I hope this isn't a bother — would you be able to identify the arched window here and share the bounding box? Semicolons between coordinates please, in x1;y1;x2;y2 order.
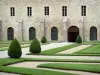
29;27;35;40
51;27;58;40
90;26;97;40
7;27;14;40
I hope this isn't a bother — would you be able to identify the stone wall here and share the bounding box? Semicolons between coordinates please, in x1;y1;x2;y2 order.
0;0;100;41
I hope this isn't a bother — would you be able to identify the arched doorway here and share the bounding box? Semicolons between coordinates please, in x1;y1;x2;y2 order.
68;26;79;42
90;26;97;40
29;27;35;40
51;27;58;40
7;27;14;40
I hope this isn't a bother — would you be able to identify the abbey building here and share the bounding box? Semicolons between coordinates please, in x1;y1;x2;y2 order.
0;0;99;42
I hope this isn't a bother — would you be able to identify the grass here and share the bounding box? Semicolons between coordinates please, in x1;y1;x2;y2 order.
38;63;100;73
0;40;52;44
73;44;100;54
0;58;24;66
0;40;50;51
1;58;100;74
54;54;100;56
52;44;100;56
0;47;9;51
0;41;30;51
40;43;80;55
0;44;30;51
24;58;100;63
0;66;77;75
0;44;10;48
1;58;100;66
82;41;100;45
0;58;79;75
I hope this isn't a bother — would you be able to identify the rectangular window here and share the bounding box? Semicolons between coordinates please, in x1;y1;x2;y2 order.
10;7;15;16
81;6;86;16
62;6;67;16
27;7;32;16
44;6;49;15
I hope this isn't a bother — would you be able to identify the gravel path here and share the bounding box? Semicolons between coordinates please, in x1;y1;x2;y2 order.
57;45;91;54
23;55;100;60
0;72;19;75
8;61;100;68
8;61;100;75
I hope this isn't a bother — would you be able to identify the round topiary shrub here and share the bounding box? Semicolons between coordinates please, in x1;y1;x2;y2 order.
76;35;82;43
29;37;41;53
41;36;47;43
8;38;22;58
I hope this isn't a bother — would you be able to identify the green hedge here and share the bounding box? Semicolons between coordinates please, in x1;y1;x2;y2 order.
8;39;22;58
41;36;47;43
29;37;41;53
76;35;82;43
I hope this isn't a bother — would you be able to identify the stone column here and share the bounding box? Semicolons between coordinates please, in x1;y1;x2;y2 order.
63;22;67;42
63;17;68;42
42;16;49;41
81;16;85;42
41;21;45;39
98;24;100;41
21;20;24;41
17;20;23;41
0;20;2;40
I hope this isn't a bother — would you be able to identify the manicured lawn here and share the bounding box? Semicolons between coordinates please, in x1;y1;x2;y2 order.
0;44;30;51
25;58;100;63
73;44;100;54
82;41;100;45
55;53;100;56
0;66;77;75
0;41;50;51
0;43;29;48
54;44;100;56
0;47;9;51
0;58;23;66
0;44;10;48
0;58;78;75
1;58;100;66
1;58;100;74
0;40;50;44
40;43;80;55
38;63;100;73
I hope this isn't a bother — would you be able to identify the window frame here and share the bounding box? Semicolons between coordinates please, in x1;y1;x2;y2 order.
44;6;49;15
27;7;32;16
10;7;15;16
81;5;86;16
62;6;67;16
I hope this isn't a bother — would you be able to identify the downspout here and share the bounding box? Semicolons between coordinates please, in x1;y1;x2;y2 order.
21;20;23;41
44;19;46;37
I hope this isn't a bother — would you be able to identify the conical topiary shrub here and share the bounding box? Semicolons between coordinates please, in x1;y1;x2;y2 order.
41;36;47;43
76;35;82;43
8;38;22;58
29;37;41;53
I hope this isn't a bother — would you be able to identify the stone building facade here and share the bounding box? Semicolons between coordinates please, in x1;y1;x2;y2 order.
0;0;100;42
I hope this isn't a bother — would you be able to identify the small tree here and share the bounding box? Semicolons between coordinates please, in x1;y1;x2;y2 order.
41;36;47;43
76;35;82;43
8;38;22;58
29;37;41;53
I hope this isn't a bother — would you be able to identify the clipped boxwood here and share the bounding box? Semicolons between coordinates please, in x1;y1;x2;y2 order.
41;36;47;43
30;37;41;53
8;38;22;58
76;35;82;43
